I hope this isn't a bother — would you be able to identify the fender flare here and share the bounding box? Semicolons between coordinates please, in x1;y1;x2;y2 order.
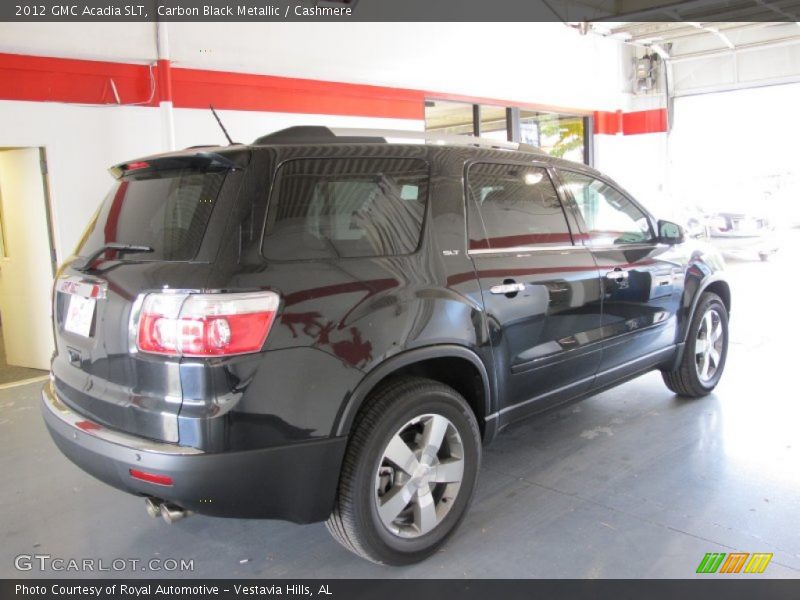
333;344;493;438
672;274;731;367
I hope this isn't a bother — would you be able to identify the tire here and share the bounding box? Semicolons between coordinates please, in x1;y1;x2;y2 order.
662;292;729;397
326;376;481;565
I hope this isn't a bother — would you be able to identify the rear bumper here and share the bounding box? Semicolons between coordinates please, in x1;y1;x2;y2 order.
41;382;347;523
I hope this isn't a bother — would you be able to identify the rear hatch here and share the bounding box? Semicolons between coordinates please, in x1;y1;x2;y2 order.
51;151;246;444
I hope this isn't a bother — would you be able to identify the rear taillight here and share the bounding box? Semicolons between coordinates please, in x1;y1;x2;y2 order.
134;291;279;357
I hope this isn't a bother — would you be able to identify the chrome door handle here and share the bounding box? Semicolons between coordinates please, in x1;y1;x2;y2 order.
490;283;525;295
605;269;629;281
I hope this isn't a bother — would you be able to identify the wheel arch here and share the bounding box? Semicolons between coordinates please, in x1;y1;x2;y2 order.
685;276;731;342
702;279;731;316
333;345;496;442
672;275;731;367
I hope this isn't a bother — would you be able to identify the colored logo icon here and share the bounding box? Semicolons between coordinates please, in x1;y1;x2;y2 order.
696;552;773;574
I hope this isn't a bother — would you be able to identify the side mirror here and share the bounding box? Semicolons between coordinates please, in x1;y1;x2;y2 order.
658;220;685;245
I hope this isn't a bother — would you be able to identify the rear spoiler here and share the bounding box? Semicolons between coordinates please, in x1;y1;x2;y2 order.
109;152;240;180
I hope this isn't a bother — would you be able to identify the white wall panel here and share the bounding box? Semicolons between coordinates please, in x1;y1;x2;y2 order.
0;23;156;62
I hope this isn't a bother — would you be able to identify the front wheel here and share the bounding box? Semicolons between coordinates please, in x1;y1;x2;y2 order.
326;376;481;564
662;292;729;397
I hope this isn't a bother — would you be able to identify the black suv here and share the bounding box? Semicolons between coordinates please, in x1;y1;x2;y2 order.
42;126;730;565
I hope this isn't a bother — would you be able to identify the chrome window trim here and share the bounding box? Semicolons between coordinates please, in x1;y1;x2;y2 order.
468;242;667;256
468;244;582;255
585;242;666;251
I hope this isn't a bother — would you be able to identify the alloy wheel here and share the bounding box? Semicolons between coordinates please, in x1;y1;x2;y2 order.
374;413;465;539
695;308;724;383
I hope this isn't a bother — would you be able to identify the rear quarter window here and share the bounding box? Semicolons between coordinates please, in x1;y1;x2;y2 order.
261;157;429;260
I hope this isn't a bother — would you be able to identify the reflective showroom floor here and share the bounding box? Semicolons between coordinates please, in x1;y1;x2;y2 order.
1;231;798;579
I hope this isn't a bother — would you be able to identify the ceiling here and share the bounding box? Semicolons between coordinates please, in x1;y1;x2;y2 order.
559;0;800;21
557;0;800;61
591;20;800;61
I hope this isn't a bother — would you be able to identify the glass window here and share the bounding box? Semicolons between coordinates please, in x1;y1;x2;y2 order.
478;105;508;141
559;171;653;246
425;100;475;136
262;157;428;260
77;169;225;261
467;163;572;250
520;111;585;163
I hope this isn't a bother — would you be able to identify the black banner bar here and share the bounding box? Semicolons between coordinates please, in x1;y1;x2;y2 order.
3;579;800;600
3;0;800;22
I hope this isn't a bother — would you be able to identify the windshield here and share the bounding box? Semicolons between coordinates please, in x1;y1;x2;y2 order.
77;169;226;261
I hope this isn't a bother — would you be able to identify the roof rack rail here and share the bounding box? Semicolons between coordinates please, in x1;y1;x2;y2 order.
252;126;543;153
253;126;385;145
332;128;543;153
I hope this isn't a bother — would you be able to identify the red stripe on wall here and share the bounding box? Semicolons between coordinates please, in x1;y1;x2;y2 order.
622;108;668;135
157;58;173;103
170;66;424;119
0;52;424;119
593;110;623;135
594;108;667;135
0;52;666;130
0;52;157;106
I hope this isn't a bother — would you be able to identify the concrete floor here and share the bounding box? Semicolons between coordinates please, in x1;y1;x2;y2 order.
1;231;799;579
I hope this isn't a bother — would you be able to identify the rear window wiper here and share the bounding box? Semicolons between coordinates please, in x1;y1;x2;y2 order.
72;243;153;272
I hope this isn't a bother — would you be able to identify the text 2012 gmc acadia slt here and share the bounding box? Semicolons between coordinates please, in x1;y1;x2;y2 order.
42;126;730;564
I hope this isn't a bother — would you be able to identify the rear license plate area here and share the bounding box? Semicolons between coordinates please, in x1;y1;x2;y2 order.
64;294;96;337
56;276;106;339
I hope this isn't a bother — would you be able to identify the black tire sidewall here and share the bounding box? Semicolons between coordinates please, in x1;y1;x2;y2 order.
351;385;481;563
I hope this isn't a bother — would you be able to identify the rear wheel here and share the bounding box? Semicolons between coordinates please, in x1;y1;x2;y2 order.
326;376;481;564
662;292;729;397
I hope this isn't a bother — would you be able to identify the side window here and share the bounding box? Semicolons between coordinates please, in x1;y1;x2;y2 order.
467;163;572;250
262;157;428;260
559;171;653;246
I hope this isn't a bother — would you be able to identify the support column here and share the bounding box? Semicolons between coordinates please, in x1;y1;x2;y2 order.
156;21;176;151
472;104;481;137
583;116;594;166
506;107;520;143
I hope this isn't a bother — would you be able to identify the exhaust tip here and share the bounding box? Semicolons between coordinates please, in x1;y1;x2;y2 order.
144;497;162;518
160;502;190;524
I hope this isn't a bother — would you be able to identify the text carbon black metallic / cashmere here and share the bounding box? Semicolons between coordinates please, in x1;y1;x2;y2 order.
42;126;730;564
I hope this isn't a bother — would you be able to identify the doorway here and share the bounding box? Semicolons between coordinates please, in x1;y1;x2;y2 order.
0;147;57;383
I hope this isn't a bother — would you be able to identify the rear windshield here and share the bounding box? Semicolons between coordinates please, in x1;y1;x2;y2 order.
77;169;226;261
262;157;429;260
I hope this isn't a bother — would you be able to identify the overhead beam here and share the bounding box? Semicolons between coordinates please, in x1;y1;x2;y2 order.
669;33;800;60
624;21;770;42
593;0;800;22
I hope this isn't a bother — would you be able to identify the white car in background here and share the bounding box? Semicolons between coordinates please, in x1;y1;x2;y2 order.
672;193;782;261
706;211;780;261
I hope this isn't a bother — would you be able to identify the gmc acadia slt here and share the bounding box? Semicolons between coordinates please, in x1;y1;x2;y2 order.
42;126;730;564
